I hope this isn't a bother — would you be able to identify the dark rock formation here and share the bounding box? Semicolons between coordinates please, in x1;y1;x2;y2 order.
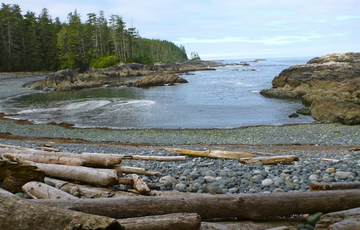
26;61;218;91
261;52;360;125
130;72;188;87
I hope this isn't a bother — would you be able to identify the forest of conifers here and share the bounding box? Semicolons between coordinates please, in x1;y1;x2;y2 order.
0;3;189;72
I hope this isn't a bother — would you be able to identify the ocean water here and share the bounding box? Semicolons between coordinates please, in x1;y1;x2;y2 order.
0;57;316;129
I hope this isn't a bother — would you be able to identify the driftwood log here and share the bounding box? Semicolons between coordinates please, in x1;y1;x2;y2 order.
22;181;78;199
200;219;306;230
0;189;123;230
0;159;44;193
131;174;150;195
128;155;187;161
315;207;360;230
117;213;201;230
310;182;360;191
160;147;253;159
35;163;120;187
238;155;299;165
0;144;122;167
45;177;136;198
113;165;159;176
33;190;360;220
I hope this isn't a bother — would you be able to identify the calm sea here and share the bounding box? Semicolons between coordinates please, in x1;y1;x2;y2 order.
0;57;316;129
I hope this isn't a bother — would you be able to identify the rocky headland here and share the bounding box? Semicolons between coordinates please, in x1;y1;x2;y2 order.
26;60;219;91
261;52;360;125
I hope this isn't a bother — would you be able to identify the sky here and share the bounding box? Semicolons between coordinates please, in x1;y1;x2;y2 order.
6;0;360;60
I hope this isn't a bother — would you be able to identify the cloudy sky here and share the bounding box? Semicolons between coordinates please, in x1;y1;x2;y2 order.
7;0;360;60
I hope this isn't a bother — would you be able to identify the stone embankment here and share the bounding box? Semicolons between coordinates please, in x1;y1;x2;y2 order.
26;60;218;91
261;52;360;125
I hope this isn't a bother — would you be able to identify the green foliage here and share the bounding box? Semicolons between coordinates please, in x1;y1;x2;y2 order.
190;52;201;61
91;56;120;68
0;4;190;72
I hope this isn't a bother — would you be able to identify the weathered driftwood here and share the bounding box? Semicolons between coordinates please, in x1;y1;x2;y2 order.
0;189;123;230
113;165;159;176
22;181;78;199
33;190;360;220
45;177;136;198
200;219;306;230
37;146;60;152
238;155;299;165
129;155;187;161
160;147;253;159
315;207;360;230
310;182;360;191
0;144;122;167
35;163;119;187
117;213;200;230
1;152;86;166
131;174;150;195
0;159;44;193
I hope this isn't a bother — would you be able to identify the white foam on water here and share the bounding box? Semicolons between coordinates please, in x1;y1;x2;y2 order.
61;100;111;111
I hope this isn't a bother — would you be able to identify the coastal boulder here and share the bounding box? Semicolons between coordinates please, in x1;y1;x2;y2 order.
130;72;188;87
260;52;360;125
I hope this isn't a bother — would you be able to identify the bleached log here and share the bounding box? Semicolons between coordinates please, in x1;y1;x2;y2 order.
0;189;123;230
45;177;136;198
200;220;305;230
117;213;200;230
113;165;159;176
310;182;360;191
238;155;299;165
315;207;360;230
1;153;85;166
160;147;253;159
33;190;360;220
0;144;122;167
131;174;150;195
35;163;119;187
130;155;187;161
22;181;78;199
37;146;60;152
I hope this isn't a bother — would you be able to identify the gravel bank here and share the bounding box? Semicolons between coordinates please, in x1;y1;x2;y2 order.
1;118;360;196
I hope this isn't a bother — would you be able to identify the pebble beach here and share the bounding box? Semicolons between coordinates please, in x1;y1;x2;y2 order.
1;116;360;195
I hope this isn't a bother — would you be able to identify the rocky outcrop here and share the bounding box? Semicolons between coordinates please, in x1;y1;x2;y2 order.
26;61;217;91
130;72;188;87
260;52;360;125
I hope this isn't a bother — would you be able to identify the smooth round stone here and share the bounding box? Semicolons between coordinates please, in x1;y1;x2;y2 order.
204;176;216;183
188;183;201;192
15;192;25;198
159;176;177;187
307;212;323;226
220;170;228;177
253;169;262;175
204;170;216;177
60;186;70;193
273;188;284;193
209;186;222;194
335;171;355;180
260;170;268;178
326;168;335;173
183;169;192;175
175;183;187;192
308;174;319;181
228;187;239;193
262;179;273;187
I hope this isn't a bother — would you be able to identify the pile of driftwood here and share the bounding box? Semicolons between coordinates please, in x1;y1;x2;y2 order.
1;144;360;230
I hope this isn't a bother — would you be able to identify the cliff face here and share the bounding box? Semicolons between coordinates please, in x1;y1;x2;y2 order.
261;52;360;125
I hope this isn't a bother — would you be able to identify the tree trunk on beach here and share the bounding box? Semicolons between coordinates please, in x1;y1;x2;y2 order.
0;159;44;193
22;181;78;199
117;213;201;230
33;190;360;220
0;189;123;230
34;163;120;187
238;155;299;165
160;148;253;159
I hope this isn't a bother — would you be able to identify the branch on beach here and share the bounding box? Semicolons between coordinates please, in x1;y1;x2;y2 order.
159;147;254;159
238;155;299;165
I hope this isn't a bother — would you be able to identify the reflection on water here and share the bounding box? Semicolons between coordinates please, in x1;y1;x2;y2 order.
0;57;315;129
